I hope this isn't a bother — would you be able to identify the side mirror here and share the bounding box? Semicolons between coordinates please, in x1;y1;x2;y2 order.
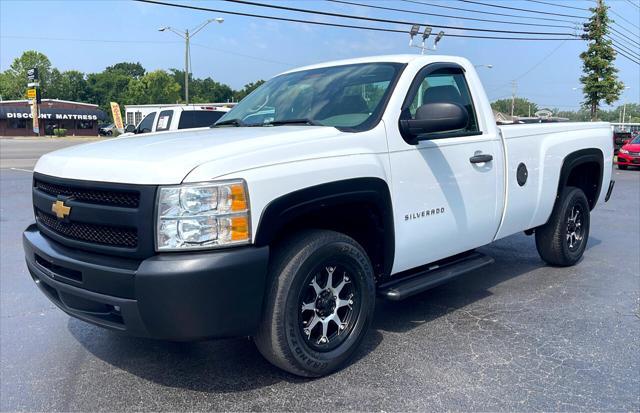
124;124;136;133
400;102;469;144
623;139;630;145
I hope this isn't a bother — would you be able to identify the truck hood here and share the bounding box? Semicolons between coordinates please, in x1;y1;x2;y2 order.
34;126;351;185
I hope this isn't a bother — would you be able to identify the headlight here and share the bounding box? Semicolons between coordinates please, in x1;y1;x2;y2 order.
156;180;250;251
619;148;629;154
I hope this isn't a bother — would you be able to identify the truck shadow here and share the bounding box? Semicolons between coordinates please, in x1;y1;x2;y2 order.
67;315;384;392
68;233;600;393
373;233;601;334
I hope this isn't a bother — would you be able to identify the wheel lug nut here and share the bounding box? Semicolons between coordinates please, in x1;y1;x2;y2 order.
339;324;345;330
319;337;328;343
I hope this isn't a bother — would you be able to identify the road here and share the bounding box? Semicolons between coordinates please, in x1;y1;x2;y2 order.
1;138;639;411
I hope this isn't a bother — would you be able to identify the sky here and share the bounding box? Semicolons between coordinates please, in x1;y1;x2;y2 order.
1;0;638;111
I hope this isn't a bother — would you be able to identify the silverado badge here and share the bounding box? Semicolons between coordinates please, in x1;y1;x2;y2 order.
51;200;71;219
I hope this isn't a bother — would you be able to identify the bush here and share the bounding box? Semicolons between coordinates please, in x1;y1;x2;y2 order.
53;128;67;137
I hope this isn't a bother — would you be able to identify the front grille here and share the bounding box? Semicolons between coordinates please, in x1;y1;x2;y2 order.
36;210;138;248
629;151;640;157
35;179;140;208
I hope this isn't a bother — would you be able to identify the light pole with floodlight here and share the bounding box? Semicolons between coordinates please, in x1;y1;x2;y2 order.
159;17;224;104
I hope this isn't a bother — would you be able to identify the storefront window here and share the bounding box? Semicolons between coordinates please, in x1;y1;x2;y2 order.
61;120;75;130
77;120;93;129
8;118;30;129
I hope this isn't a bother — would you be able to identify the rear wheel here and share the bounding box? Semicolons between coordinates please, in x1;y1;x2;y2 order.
254;230;375;377
535;187;590;266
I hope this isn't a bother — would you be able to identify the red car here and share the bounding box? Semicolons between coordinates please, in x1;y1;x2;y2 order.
617;135;640;170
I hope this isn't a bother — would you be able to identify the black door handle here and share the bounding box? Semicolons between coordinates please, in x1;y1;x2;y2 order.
469;154;493;164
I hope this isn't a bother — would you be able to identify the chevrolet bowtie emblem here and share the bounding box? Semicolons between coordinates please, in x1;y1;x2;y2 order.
51;200;71;219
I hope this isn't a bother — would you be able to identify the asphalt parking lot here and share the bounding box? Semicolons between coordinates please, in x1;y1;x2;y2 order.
1;137;639;411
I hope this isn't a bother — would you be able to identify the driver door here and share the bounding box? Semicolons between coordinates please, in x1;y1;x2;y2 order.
387;64;502;274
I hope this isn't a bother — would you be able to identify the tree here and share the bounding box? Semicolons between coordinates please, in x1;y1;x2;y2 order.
86;70;132;113
491;97;538;117
234;80;265;102
170;69;234;103
48;70;88;102
0;50;52;99
105;62;146;79
580;0;624;121
124;70;181;105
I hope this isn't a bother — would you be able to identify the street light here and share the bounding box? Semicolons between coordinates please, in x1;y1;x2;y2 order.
621;86;631;124
158;18;224;104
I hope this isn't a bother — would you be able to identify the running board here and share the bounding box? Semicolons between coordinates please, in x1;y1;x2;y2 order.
378;252;494;301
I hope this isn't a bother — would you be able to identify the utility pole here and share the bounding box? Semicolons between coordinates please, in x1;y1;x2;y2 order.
185;29;190;105
159;18;224;105
591;0;602;120
510;80;517;118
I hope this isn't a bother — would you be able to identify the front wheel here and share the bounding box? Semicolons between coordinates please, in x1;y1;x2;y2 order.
535;187;590;266
254;230;375;377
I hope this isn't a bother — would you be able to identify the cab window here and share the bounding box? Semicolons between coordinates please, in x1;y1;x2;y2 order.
406;67;479;136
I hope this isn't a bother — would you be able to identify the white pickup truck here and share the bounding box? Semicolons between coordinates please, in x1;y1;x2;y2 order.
121;104;231;136
24;54;614;377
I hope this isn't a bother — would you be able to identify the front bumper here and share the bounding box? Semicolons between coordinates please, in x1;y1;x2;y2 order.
617;153;640;165
23;224;269;341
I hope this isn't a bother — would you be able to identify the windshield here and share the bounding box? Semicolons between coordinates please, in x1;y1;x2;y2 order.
216;62;404;130
630;135;640;144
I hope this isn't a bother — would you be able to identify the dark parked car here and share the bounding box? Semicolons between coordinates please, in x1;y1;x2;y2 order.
613;131;632;154
98;123;116;136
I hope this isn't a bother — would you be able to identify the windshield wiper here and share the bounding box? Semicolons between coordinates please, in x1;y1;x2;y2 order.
212;118;245;127
267;118;322;126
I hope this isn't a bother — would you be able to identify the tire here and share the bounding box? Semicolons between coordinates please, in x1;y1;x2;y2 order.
618;164;627;170
254;230;375;377
535;187;590;267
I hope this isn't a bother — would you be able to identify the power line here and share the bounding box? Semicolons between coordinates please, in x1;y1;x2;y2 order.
133;0;581;41
457;0;589;19
514;40;569;80
609;8;640;31
523;0;589;12
189;42;294;66
400;0;581;24
0;35;295;66
609;26;640;48
612;45;640;65
221;0;578;36
624;0;640;10
326;0;573;29
607;32;640;52
0;35;180;44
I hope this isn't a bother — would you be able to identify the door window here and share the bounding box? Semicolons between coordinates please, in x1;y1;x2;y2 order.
137;112;156;133
156;110;174;132
404;67;479;136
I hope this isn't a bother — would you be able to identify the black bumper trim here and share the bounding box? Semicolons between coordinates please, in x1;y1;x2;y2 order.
23;224;270;340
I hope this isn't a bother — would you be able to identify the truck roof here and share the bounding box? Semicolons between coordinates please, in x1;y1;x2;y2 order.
281;54;472;75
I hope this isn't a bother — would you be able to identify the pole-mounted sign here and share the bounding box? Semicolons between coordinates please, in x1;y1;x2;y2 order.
27;68;40;135
27;68;39;82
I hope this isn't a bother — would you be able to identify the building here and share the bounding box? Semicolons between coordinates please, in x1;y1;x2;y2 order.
0;99;106;137
125;103;235;126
